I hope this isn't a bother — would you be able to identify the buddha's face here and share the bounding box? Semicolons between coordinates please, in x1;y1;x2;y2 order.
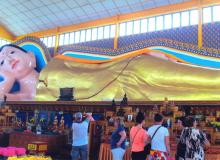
0;46;36;79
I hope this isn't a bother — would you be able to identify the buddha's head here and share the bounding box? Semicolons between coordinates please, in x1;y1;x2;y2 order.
0;44;36;80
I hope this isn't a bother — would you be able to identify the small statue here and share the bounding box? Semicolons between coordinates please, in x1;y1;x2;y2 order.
153;104;159;112
16;118;22;128
163;97;169;106
120;94;128;107
112;99;116;108
36;124;42;135
135;108;140;113
170;101;175;107
53;116;58;132
26;121;34;132
59;116;65;133
162;97;173;116
116;108;125;117
30;117;35;125
40;117;46;128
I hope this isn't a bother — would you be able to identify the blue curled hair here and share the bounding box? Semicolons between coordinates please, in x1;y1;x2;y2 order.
0;44;28;53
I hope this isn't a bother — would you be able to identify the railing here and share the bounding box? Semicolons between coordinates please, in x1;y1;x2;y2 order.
98;143;131;160
6;101;220;113
98;143;220;160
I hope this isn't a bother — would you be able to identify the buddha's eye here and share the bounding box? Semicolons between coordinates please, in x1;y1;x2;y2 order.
10;51;15;54
0;60;4;66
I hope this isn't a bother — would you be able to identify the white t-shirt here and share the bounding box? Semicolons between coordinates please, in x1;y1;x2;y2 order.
72;120;89;146
148;125;169;152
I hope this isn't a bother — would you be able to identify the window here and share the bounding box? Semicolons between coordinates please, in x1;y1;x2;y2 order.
133;20;141;34
126;21;133;35
181;11;190;27
40;36;56;47
156;16;164;31
97;27;104;40
190;10;199;25
52;36;56;47
92;28;98;41
47;36;53;47
173;13;181;28
80;30;86;42
64;33;69;45
110;25;116;38
119;22;126;36
0;39;10;47
4;40;8;45
85;29;91;42
140;19;148;33
74;31;80;43
213;5;220;22
59;34;64;46
43;37;48;46
56;8;205;41
164;14;172;29
69;32;74;44
148;17;155;32
203;7;212;23
104;25;110;39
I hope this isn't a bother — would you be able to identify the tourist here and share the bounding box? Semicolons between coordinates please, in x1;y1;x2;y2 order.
130;112;149;160
176;116;186;138
177;117;186;129
176;116;210;160
148;113;170;160
111;117;126;160
71;112;94;160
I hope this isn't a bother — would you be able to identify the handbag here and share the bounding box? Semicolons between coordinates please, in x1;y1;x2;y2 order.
144;126;162;155
176;137;186;159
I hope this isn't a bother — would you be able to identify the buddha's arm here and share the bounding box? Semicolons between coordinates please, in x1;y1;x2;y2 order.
5;71;39;101
5;82;37;101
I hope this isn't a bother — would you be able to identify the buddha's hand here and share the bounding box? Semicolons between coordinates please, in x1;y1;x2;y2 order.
0;93;5;100
0;71;16;96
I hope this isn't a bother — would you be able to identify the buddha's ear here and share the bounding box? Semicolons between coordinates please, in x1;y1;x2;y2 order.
27;51;36;68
